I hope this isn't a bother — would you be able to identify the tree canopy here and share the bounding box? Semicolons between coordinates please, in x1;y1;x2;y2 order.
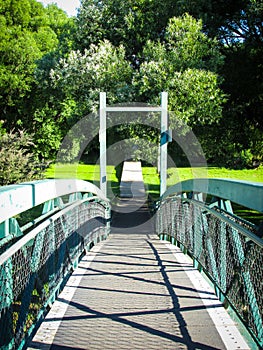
0;0;262;180
134;15;226;126
0;0;74;128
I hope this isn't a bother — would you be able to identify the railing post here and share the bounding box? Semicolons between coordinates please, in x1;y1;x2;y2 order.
220;221;227;293
105;204;111;238
0;220;9;240
100;92;107;198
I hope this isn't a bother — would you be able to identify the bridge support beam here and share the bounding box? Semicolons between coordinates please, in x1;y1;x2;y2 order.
99;91;168;198
160;92;168;197
100;92;107;197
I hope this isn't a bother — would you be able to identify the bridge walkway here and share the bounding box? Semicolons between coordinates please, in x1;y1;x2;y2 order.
29;162;249;350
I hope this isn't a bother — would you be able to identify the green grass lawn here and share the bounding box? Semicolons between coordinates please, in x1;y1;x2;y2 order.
46;163;263;187
45;163;120;198
46;163;263;192
142;166;263;197
46;163;263;224
167;166;263;185
142;165;263;225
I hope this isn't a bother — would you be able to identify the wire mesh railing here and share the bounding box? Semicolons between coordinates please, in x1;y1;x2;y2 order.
156;179;263;348
0;180;110;350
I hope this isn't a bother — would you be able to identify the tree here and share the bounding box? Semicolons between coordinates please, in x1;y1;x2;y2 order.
0;0;73;129
31;40;133;161
76;0;177;65
49;40;133;117
174;0;263;45
134;15;226;127
171;0;263;165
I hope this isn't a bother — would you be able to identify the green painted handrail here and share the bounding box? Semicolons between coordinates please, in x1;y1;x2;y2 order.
0;179;108;224
157;178;263;348
162;178;263;213
0;179;111;350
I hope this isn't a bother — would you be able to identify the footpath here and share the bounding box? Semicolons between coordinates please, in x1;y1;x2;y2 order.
28;161;249;350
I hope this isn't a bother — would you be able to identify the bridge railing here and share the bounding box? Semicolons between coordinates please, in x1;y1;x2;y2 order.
0;179;110;350
155;178;263;348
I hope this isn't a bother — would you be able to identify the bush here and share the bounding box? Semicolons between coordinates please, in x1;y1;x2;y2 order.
227;149;256;169
0;130;48;186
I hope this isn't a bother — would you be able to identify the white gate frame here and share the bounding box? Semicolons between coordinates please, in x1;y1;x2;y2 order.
99;92;168;197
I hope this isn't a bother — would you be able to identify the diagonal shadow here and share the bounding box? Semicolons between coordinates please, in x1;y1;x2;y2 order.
47;298;222;350
34;197;224;350
30;342;84;350
63;284;218;302
147;240;193;345
75;266;215;296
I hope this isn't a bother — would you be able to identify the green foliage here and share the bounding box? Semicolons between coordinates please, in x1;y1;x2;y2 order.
172;0;263;160
0;130;47;185
49;40;133;117
76;0;177;64
135;15;226;126
0;0;73;129
0;0;261;169
35;40;133;160
195;107;263;167
164;15;223;72
32;106;63;160
37;14;226;162
173;0;262;45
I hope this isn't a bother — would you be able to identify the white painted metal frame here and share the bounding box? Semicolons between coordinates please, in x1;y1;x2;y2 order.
160;92;168;196
99;92;168;197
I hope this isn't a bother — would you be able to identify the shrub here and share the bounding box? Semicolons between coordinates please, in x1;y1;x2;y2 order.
0;130;48;186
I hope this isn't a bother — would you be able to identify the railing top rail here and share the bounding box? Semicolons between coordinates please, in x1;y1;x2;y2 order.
0;179;109;223
162;178;263;213
0;197;100;266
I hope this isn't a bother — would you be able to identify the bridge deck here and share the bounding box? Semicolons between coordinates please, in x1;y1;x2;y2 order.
28;163;249;350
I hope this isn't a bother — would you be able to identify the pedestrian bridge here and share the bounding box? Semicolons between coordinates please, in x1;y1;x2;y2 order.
0;162;262;349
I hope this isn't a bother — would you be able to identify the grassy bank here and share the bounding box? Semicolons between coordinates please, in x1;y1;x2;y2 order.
45;163;120;198
46;163;263;224
142;166;263;225
46;163;263;196
142;166;263;199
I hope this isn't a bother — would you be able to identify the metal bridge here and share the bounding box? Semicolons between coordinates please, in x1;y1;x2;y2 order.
0;162;262;349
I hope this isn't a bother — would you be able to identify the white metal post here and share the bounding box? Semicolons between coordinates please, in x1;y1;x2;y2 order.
160;92;168;196
99;92;107;197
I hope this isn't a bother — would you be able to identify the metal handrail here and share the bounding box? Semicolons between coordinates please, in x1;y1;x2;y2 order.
182;197;263;247
162;178;263;213
0;197;105;266
0;178;108;223
0;179;111;350
156;178;263;348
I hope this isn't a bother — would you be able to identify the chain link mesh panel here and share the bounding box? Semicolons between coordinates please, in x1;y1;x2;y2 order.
0;199;110;349
156;197;263;347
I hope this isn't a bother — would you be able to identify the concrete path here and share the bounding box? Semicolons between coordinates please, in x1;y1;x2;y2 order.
28;163;249;350
120;161;146;198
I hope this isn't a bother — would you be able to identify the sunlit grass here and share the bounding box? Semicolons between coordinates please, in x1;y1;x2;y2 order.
143;165;263;190
45;163;119;198
46;163;263;198
142;165;263;225
166;166;263;186
46;163;263;223
142;167;160;199
46;163;99;181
